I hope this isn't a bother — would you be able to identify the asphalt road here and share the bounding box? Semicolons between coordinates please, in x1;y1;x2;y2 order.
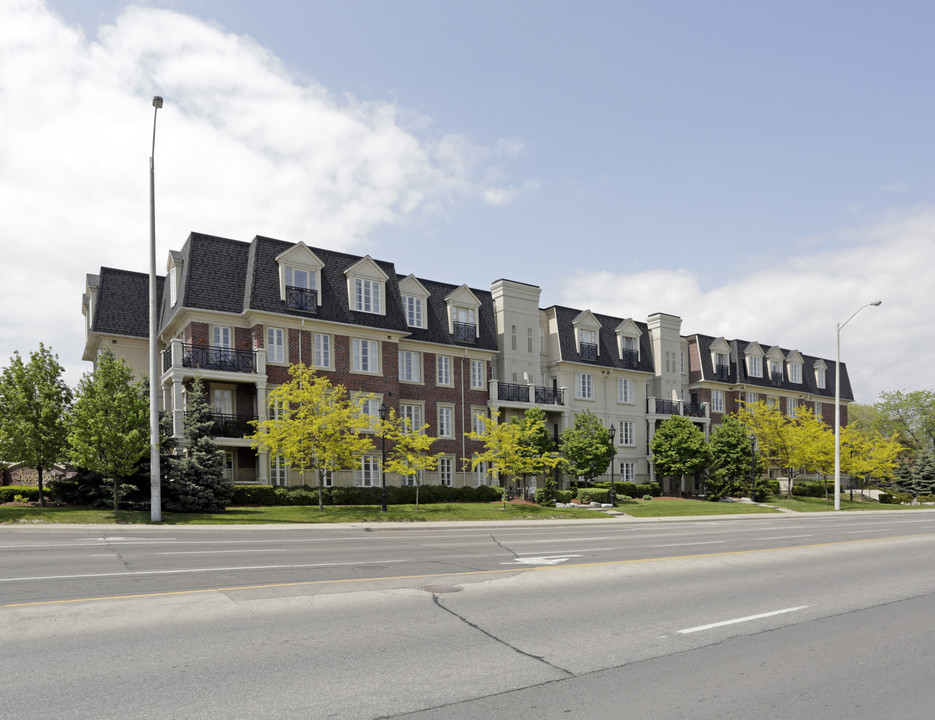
2;511;935;719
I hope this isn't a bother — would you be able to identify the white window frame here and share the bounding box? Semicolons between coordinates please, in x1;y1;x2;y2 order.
357;456;380;487
398;350;422;383
576;372;593;400
470;359;485;389
816;368;826;389
402;295;424;329
212;325;232;349
748;355;763;378
618;420;635;446
358;397;380;431
745;392;758;406
787;398;798;416
314;333;331;369
617;377;634;404
400;403;423;433
266;327;285;364
619;461;635;482
474;459;488;487
437;355;452;386
272;455;288;486
438;456;453;486
352;338;379;373
285;266;315;291
437;405;454;438
712;390;725;413
789;363;802;384
471;408;487;436
354;277;382;314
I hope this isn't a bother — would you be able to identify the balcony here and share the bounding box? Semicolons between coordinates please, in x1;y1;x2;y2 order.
163;343;258;374
579;342;598;362
204;413;258;438
491;380;565;406
647;397;709;418
453;321;476;344
715;363;730;379
770;371;783;386
620;348;640;368
285;286;317;313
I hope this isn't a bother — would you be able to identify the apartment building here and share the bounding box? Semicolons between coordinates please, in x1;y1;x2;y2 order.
82;233;852;494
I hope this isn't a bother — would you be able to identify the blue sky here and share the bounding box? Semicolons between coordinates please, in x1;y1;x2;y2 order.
3;0;933;401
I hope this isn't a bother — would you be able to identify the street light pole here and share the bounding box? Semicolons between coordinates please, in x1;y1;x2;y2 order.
379;400;388;512
834;301;881;511
608;424;616;507
749;434;757;501
149;96;163;522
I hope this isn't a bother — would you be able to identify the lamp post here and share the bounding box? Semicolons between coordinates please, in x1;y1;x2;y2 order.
379;400;388;512
834;300;882;510
749;434;757;501
149;96;163;522
608;424;616;507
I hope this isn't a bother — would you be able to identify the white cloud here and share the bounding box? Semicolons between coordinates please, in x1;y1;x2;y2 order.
561;206;935;403
880;181;908;193
0;0;530;385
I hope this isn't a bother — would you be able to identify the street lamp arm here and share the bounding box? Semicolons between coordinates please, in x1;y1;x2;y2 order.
838;301;882;332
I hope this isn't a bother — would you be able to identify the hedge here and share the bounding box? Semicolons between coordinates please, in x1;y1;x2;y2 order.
576;487;610;504
0;486;43;503
230;483;505;506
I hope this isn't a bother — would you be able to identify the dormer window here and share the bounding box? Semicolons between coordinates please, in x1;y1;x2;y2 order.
814;360;828;389
398;275;430;330
572;310;602;362
445;285;481;343
748;355;762;378
614;319;641;368
277;242;324;312
786;350;804;385
166;251;183;307
345;256;388;317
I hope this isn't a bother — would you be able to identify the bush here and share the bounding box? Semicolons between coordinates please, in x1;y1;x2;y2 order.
475;485;503;502
273;486;319;506
231;484;278;506
577;487;610;504
642;494;653;501
456;486;478;502
0;486;42;503
635;482;661;498
534;488;552;506
554;489;575;503
878;492;893;504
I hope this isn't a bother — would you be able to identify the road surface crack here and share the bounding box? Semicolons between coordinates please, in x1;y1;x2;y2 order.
432;594;572;677
489;533;519;558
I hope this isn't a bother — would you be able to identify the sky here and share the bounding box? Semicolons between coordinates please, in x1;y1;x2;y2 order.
2;0;933;403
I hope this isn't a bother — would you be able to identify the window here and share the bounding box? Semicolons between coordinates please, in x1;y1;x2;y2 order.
619;461;635;482
576;372;593;400
474;459;488;487
619;421;634;446
814;401;822;417
400;404;423;433
212;387;233;416
787;398;798;416
617;378;634;404
438;405;453;438
437;355;451;386
321;468;334;487
222;451;234;482
540;327;546;353
749;355;762;378
438;457;453;486
712;390;725;413
715;352;730;378
284;266;317;311
169;265;178;306
285;266;314;290
352;339;379;373
816;368;826;389
745;392;758;406
789;363;802;384
471;408;487;436
470;359;485;389
272;456;288;486
314;333;331;369
403;295;423;328
212;326;231;349
398;350;422;383
681;352;685;373
357;456;380;487
354;278;381;314
527;328;533;354
767;396;778;409
511;325;517;351
267;327;285;364
359;397;380;430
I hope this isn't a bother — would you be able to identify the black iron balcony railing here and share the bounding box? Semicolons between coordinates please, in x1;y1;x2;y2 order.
201;413;258;438
169;344;257;373
683;402;705;417
715;363;730;379
285;286;317;313
579;342;598;361
453;321;476;343
620;348;640;368
653;399;678;415
770;371;783;385
497;383;530;402
534;386;564;405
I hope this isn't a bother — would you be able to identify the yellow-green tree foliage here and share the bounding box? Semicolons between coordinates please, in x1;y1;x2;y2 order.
841;425;903;491
466;410;562;507
249;363;373;511
377;408;443;508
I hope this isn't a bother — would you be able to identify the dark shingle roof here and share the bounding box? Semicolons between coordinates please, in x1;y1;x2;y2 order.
92;267;163;338
549;305;654;373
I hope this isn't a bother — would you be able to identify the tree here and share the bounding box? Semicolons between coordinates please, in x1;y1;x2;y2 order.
908;452;935;497
840;425;902;498
69;349;149;513
468;410;562;508
0;344;73;507
377;408;442;509
788;408;834;495
559;411;614;485
164;379;232;512
649;415;709;495
708;416;757;500
249;363;373;511
514;407;557;503
736;401;799;496
876;390;935;456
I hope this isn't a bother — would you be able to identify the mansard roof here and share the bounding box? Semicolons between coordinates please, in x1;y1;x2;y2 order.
548;305;653;373
91;267;163;338
686;333;850;401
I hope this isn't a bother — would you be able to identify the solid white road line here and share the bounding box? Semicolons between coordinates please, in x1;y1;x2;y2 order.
678;605;810;634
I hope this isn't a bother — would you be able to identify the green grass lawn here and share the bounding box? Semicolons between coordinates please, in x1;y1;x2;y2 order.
615;498;780;517
0;502;612;525
765;495;930;512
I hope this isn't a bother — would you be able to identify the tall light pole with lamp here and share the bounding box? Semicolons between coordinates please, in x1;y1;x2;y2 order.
608;424;616;507
834;300;882;510
149;96;163;522
379;399;389;512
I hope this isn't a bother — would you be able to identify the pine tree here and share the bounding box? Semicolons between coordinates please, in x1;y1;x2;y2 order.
909;452;935;498
165;379;232;512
